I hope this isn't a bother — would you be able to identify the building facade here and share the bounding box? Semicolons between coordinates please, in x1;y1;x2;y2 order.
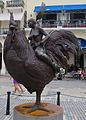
26;0;86;70
0;0;86;75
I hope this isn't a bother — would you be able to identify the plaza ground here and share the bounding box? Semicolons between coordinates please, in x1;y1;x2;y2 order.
0;75;86;120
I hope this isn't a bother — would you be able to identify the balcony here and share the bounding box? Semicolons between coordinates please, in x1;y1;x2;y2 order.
42;20;57;28
6;0;24;8
42;20;86;28
0;27;25;35
0;1;4;8
0;28;9;35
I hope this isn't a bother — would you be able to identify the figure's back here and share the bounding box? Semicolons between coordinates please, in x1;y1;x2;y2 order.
30;27;44;48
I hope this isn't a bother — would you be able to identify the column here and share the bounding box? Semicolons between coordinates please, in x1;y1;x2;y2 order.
1;43;6;75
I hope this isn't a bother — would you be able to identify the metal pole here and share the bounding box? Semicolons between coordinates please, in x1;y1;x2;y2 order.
57;91;60;106
6;91;11;115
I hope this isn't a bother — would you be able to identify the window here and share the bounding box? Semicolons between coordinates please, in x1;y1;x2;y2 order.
70;13;85;20
43;13;57;20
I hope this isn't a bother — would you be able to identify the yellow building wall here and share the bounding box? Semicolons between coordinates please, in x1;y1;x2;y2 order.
70;30;86;39
1;21;9;28
25;28;86;40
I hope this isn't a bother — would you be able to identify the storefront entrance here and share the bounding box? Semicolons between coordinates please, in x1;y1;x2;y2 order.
79;54;84;69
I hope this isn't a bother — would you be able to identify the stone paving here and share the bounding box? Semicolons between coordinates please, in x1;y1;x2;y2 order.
0;75;86;120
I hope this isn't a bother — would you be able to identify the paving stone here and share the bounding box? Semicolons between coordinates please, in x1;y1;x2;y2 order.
0;94;86;120
0;76;86;120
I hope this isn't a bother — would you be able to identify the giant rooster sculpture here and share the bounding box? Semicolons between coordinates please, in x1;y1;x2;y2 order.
4;13;80;112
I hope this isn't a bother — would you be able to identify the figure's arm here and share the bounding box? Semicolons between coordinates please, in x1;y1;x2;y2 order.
39;27;48;36
28;29;33;40
39;27;50;43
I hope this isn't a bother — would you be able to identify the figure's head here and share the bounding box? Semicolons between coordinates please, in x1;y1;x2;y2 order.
28;18;36;28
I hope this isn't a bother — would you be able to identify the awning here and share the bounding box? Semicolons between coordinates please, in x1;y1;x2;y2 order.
34;5;63;12
0;12;24;21
79;38;86;49
34;4;86;12
63;4;86;11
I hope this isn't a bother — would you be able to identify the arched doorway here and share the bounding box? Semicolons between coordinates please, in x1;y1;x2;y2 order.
79;54;84;69
78;38;86;69
0;43;2;72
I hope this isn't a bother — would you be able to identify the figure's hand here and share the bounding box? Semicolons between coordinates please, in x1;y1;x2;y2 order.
35;41;43;47
28;35;33;40
42;34;50;43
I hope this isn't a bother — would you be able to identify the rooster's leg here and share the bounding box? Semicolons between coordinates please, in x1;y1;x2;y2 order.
36;91;41;105
23;91;50;113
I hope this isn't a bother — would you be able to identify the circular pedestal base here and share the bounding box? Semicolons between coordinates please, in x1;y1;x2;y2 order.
13;103;63;120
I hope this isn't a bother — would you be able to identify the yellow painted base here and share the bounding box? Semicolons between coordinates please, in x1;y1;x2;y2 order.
14;102;63;117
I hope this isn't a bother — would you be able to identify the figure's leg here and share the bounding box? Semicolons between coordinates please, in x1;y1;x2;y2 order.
35;47;60;72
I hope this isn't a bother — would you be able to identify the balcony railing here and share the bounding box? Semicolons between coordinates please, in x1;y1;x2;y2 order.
6;0;24;8
62;20;86;28
42;20;86;28
0;20;86;36
0;28;9;35
0;28;25;35
0;1;4;8
42;20;57;28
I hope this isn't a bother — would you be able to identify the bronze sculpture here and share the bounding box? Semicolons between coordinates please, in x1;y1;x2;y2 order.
28;18;60;72
4;13;80;113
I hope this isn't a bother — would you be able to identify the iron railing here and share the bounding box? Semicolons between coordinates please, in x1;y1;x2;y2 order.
42;19;86;28
0;28;8;35
0;20;86;36
0;28;25;35
6;0;24;8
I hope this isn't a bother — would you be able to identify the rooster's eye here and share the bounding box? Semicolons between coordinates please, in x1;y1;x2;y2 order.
64;44;68;47
64;44;70;49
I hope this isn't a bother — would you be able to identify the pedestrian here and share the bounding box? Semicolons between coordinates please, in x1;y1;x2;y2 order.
60;68;65;79
77;68;82;80
12;79;24;94
81;69;84;80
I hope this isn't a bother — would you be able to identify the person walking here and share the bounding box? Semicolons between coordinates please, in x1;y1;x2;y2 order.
12;79;24;94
